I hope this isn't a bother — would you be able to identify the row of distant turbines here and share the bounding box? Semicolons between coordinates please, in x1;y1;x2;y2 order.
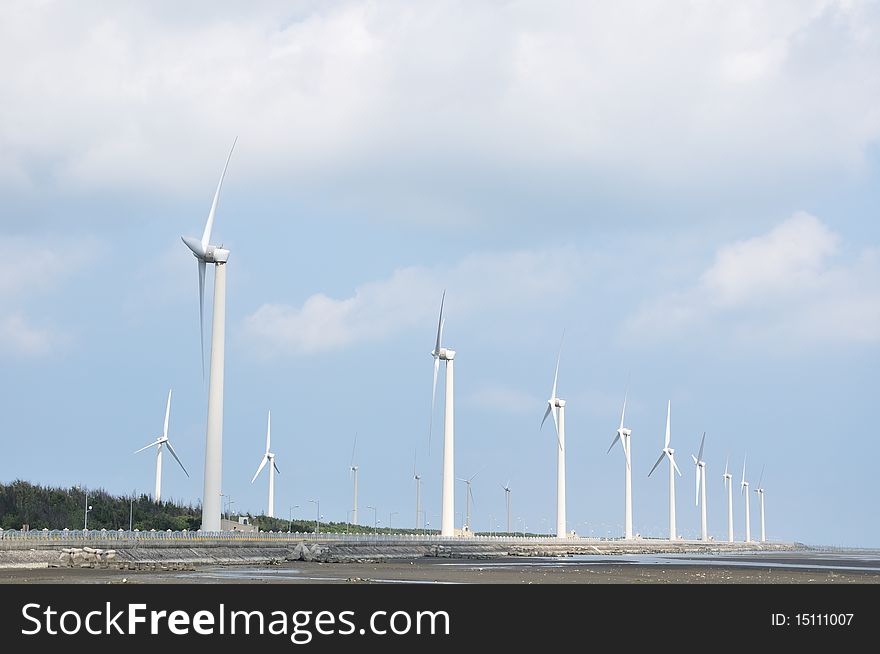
134;140;769;543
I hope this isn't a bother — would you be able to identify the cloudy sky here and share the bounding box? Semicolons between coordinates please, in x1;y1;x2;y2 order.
1;1;878;545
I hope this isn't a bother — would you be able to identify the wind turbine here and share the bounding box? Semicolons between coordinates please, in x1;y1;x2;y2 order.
691;432;708;541
250;411;280;518
722;456;733;543
606;390;633;539
741;455;751;543
540;332;568;538
754;465;766;543
413;450;422;530
181;137;237;532
648;401;681;541
134;388;189;503
349;434;359;525
501;481;512;534
456;469;481;532
429;290;456;537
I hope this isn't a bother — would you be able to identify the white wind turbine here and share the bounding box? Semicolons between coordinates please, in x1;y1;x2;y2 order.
250;411;280;518
741;455;751;543
181;138;237;532
501;481;512;534
540;333;568;538
722;457;733;543
413;451;422;530
691;432;708;541
606;391;633;539
456;469;482;532
349;434;359;526
134;389;189;503
429;290;457;537
754;465;766;543
648;401;682;541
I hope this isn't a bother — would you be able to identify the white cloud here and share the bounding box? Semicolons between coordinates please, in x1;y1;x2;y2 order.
242;247;587;356
0;1;878;196
624;213;880;348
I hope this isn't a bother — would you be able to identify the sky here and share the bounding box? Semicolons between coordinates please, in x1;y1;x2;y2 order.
1;0;878;546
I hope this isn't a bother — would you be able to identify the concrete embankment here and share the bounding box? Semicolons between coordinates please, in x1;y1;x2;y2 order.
0;538;800;570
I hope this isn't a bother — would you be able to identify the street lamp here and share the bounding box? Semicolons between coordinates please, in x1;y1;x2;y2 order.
366;505;377;535
288;505;300;533
84;491;92;531
310;500;320;535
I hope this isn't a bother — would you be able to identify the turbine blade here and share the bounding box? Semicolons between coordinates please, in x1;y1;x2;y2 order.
165;440;189;478
724;456;729;477
134;439;162;454
198;259;206;378
429;356;439;453
350;433;358;467
540;403;553;430
697;432;706;462
251;456;268;484
741;454;747;485
163;388;172;439
265;410;271;454
758;465;765;490
201;137;237;251
648;451;665;477
273;461;281;475
619;390;628;431
606;433;621;455
695;464;700;506
671;453;682;477
434;290;445;355
469;486;476;507
664;401;671;449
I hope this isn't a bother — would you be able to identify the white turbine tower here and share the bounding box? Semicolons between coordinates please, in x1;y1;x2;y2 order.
429;290;457;537
456;469;482;532
606;391;633;539
134;389;189;503
691;432;708;541
648;401;682;541
250;411;280;518
741;455;751;543
722;457;733;543
540;333;568;538
501;481;512;534
349;434;359;526
181;138;237;532
413;451;422;530
755;465;766;543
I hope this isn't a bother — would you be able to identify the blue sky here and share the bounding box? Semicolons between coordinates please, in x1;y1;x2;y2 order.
1;1;878;546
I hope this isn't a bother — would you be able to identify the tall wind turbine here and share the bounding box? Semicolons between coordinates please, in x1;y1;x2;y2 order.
755;465;766;543
456;469;481;532
181;138;237;532
429;291;456;537
648;401;681;541
349;434;359;525
607;391;633;539
741;455;751;543
540;333;568;538
250;411;280;518
413;451;422;530
722;457;733;543
691;432;708;541
134;389;189;503
501;481;512;534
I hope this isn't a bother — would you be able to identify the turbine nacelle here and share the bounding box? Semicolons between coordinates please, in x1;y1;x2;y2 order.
436;347;455;360
553;398;566;408
181;236;229;263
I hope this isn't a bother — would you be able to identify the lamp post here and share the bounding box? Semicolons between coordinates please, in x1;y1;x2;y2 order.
84;492;92;531
311;500;320;535
366;505;377;536
288;505;300;533
129;494;134;532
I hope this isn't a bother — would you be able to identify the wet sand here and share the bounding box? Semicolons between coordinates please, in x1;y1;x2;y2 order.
3;554;879;584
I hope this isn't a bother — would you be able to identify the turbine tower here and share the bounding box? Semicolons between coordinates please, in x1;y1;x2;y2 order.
741;455;751;543
349;434;359;525
501;481;512;534
755;465;766;543
429;291;456;537
722;457;733;543
250;410;280;518
456;469;481;532
413;451;422;530
134;388;189;503
181;138;237;532
540;332;567;538
691;432;708;541
648;401;681;541
606;391;633;539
